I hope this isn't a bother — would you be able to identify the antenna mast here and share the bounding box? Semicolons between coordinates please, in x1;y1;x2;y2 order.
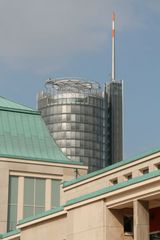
112;11;116;81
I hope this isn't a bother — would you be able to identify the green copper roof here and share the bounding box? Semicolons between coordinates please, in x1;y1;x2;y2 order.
0;97;82;165
0;229;20;239
63;147;160;187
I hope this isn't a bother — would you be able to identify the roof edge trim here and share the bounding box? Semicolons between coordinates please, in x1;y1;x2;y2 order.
63;148;160;188
17;206;64;226
64;169;160;207
0;154;84;166
0;106;39;115
0;229;20;239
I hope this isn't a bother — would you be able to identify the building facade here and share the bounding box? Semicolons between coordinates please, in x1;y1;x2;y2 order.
3;148;160;240
37;78;123;172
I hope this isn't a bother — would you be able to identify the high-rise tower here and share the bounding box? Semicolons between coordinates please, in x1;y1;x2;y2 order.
37;12;123;172
38;79;105;172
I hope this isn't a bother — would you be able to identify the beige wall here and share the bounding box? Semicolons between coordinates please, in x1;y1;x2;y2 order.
0;167;9;233
67;200;106;240
19;200;106;240
20;215;67;240
18;173;160;240
63;154;160;203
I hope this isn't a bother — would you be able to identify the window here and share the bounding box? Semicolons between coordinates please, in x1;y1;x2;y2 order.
141;168;149;175
8;176;61;231
124;216;133;234
111;178;118;185
23;177;45;218
127;174;132;180
125;173;132;180
7;176;18;232
155;164;160;170
51;180;61;208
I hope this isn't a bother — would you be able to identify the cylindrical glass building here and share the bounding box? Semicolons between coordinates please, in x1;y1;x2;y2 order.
37;78;106;172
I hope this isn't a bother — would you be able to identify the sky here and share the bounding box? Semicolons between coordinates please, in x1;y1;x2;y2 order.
0;0;160;160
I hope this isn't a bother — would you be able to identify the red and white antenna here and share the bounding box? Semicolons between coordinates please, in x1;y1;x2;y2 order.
112;11;116;81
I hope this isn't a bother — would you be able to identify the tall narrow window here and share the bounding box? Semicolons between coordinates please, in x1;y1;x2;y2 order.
24;177;45;218
7;176;18;232
51;180;61;208
124;216;133;233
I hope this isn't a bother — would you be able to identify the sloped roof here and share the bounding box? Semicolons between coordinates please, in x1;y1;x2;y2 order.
0;97;81;165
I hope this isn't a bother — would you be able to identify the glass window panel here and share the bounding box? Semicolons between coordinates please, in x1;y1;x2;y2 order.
75;141;80;147
51;180;61;208
66;123;71;130
66;106;71;113
35;207;45;215
66;148;71;155
66;115;71;121
71;114;76;121
75;132;80;138
62;114;67;121
62;105;67;113
8;176;18;204
66;140;71;147
23;206;34;218
70;132;75;138
57;106;62;113
75;148;80;155
70;139;76;147
35;179;45;206
7;205;17;231
24;177;34;205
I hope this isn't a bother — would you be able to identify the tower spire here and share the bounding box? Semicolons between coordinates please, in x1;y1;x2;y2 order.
112;11;116;81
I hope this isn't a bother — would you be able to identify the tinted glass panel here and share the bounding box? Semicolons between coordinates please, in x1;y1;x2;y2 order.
35;179;45;206
7;205;17;231
51;180;60;208
24;206;34;218
24;177;34;205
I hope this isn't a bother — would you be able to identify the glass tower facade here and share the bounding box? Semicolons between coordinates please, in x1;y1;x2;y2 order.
38;78;123;172
105;80;123;165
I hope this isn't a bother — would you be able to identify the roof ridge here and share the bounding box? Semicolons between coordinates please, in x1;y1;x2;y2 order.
0;96;36;112
0;106;39;115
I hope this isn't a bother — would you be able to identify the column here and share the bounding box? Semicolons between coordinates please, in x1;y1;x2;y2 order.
17;176;24;221
106;207;124;240
133;200;149;240
45;179;51;210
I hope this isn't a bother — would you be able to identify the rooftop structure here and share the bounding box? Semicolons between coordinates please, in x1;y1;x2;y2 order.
45;77;101;94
